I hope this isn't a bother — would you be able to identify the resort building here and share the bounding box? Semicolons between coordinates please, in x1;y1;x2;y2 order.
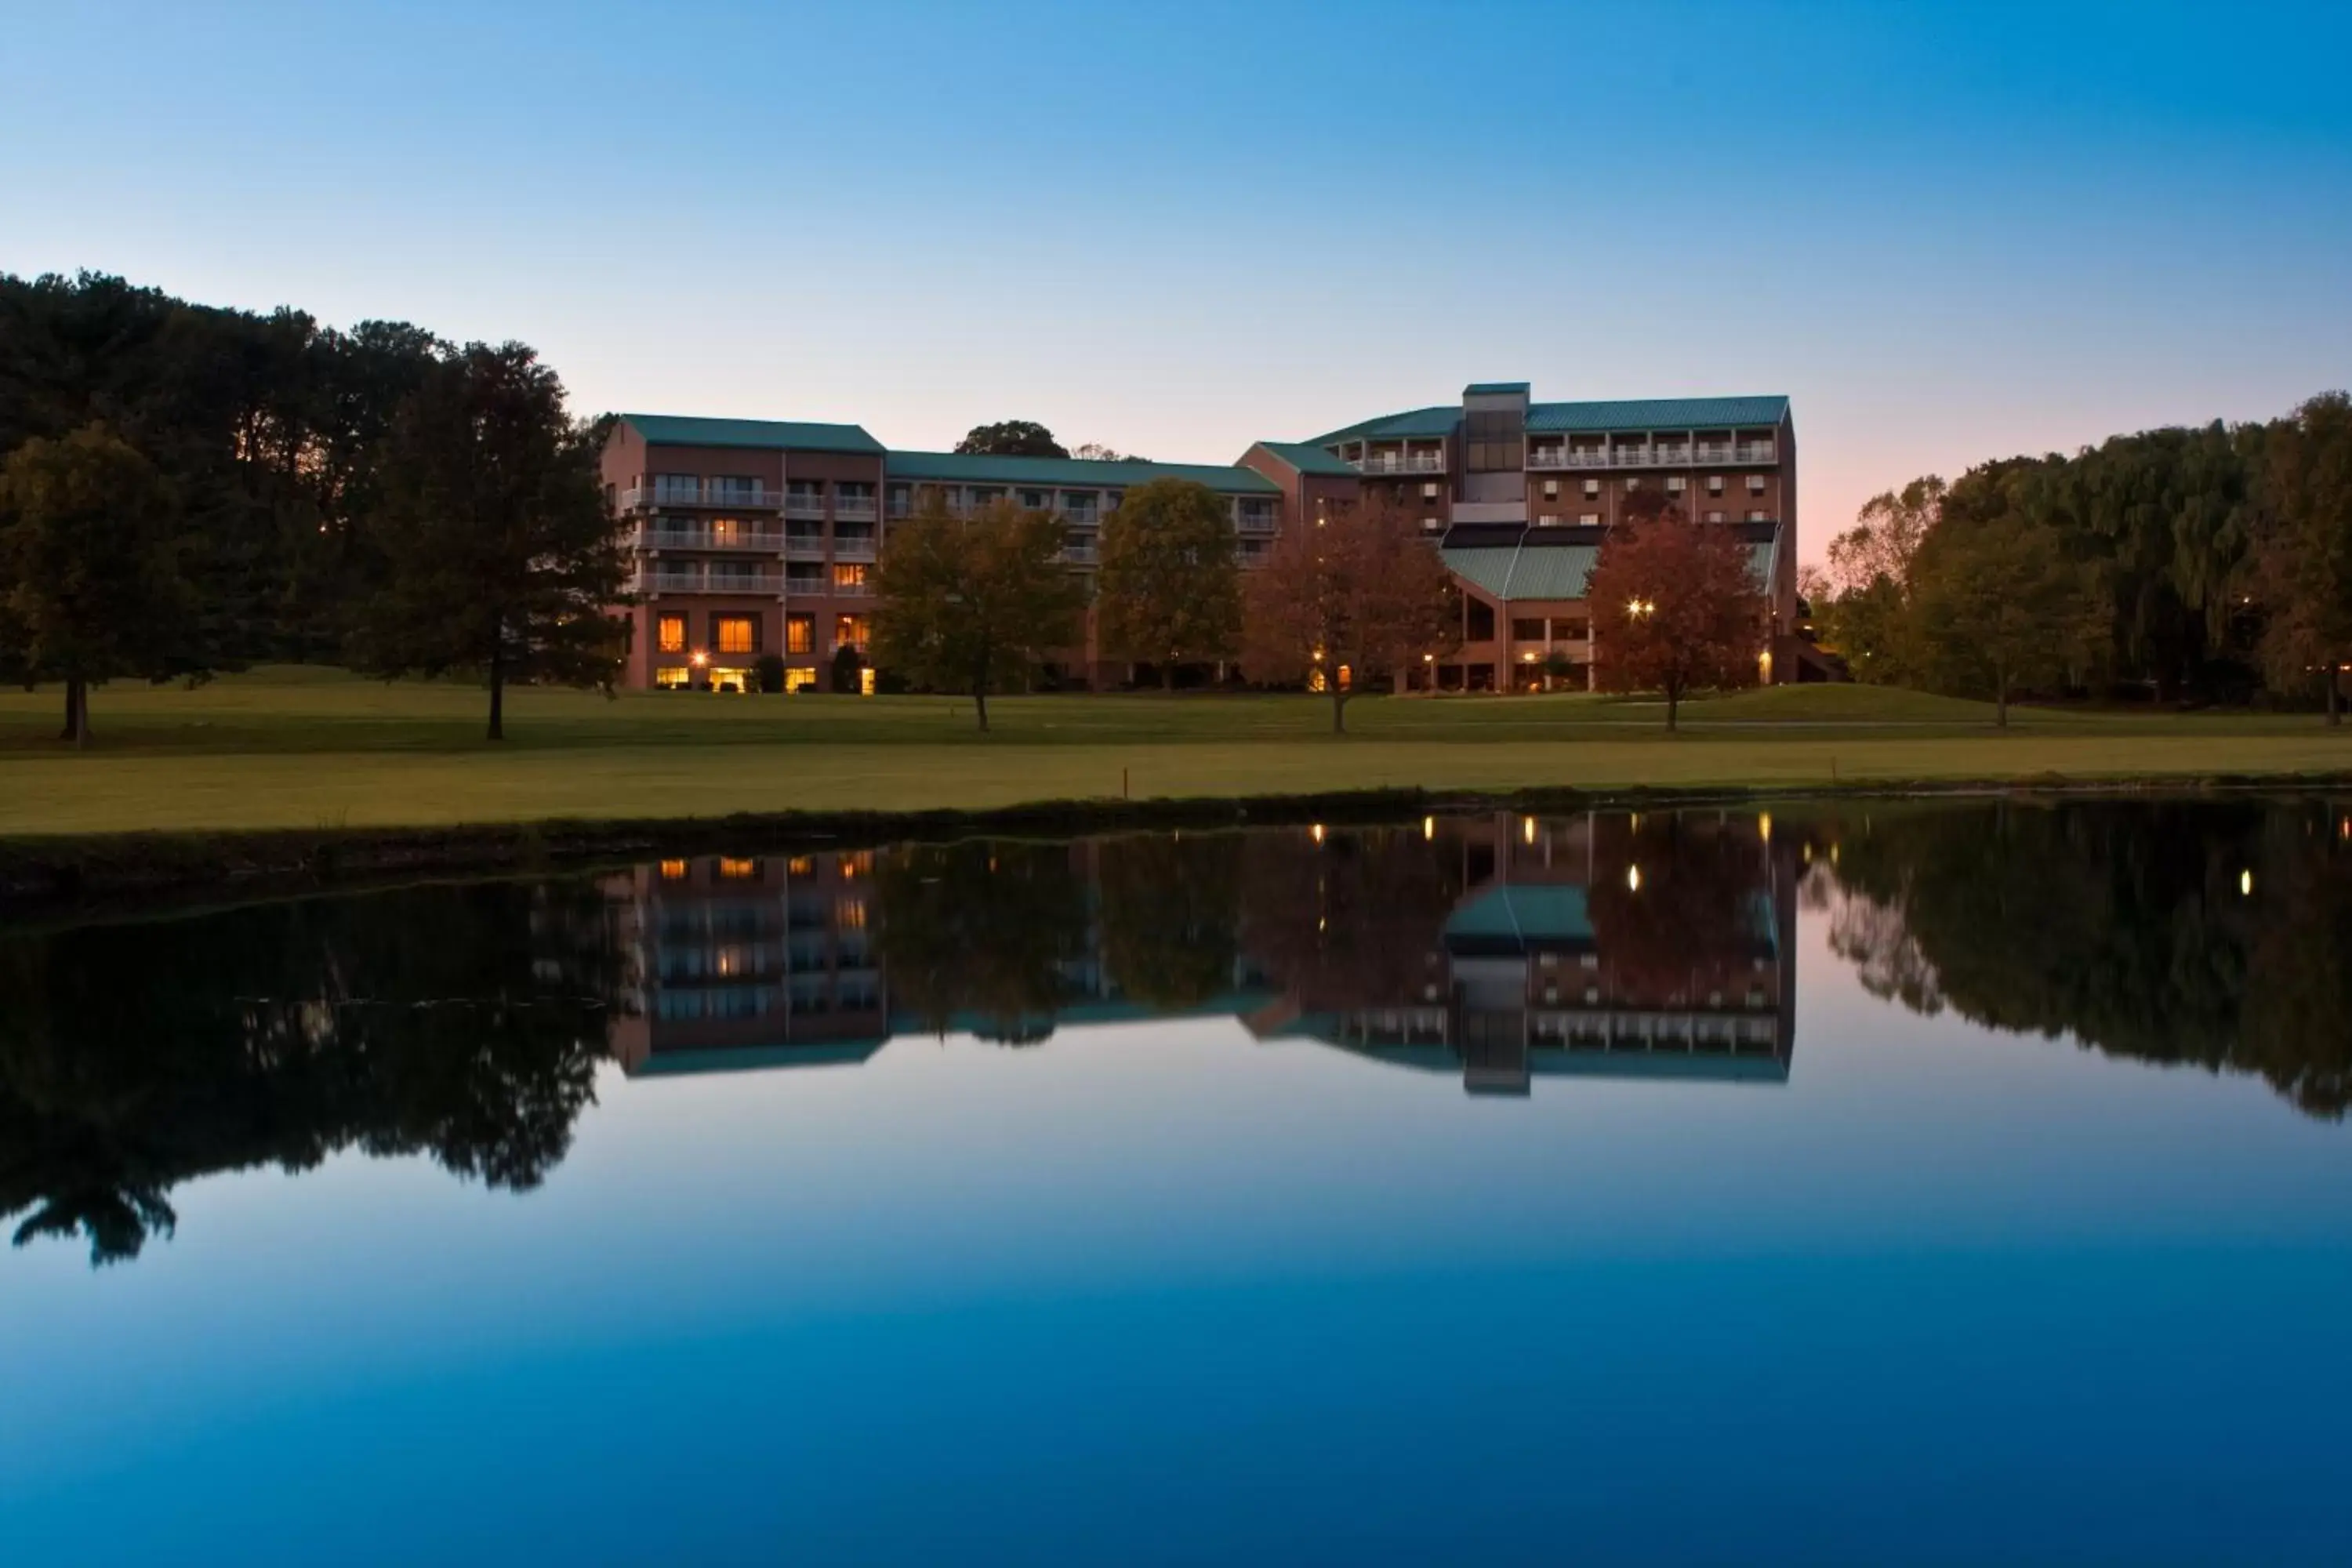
601;383;1797;693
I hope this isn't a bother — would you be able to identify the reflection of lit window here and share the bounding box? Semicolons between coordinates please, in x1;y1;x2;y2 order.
659;858;689;880
840;850;874;877
786;855;816;877
719;857;759;880
837;898;867;930
714;945;746;978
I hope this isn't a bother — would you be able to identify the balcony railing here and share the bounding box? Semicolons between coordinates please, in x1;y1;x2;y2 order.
1527;441;1777;470
783;535;826;561
1236;513;1279;535
1354;451;1446;474
624;482;782;511
833;537;877;563
643;568;781;593
827;581;873;598
639;527;784;552
834;496;877;522
783;492;826;520
1062;506;1100;528
1060;545;1099;565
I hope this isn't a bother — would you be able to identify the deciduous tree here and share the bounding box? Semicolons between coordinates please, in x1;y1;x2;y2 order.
1587;504;1766;730
954;420;1067;458
1908;511;2101;726
0;423;205;745
2248;392;2352;724
1096;476;1241;686
870;495;1086;731
347;343;628;741
1240;493;1457;733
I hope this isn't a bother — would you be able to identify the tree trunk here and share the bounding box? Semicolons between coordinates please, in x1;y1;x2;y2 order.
1996;681;2010;729
2328;666;2343;728
62;675;89;749
973;684;990;732
1160;660;1174;692
1330;684;1347;735
486;636;506;742
1664;682;1679;733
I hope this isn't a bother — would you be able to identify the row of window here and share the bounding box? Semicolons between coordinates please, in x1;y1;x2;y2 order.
1533;510;1772;526
655;611;873;657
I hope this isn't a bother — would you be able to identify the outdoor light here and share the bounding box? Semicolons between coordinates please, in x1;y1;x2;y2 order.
1522;816;1537;844
2241;869;2254;897
1310;823;1326;844
1422;815;1436;840
1759;812;1773;842
690;651;709;667
1626;864;1642;892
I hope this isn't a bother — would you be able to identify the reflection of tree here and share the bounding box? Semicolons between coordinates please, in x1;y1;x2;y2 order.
1818;800;2352;1118
0;882;621;1265
1586;815;1770;1003
873;841;1090;1044
1239;827;1466;1007
1096;833;1243;1008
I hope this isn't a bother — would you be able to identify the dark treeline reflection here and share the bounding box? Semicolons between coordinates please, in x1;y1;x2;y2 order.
8;813;1801;1264
1813;798;2352;1117
0;884;621;1265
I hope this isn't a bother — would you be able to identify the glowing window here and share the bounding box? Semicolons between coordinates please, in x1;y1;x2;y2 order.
659;858;689;880
655;666;692;689
786;613;814;655
718;857;759;880
715;615;758;655
656;614;686;653
833;562;869;590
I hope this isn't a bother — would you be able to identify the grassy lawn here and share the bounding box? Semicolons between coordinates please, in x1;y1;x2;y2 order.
0;666;2345;837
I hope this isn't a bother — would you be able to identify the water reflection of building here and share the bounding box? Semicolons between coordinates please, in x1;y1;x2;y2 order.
606;813;1796;1095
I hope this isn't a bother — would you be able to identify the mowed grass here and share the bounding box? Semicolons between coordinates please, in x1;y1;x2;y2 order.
0;666;2345;837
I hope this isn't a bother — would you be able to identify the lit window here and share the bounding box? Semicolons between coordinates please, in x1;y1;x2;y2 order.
654;666;692;689
787;854;817;877
715;615;758;655
1666;476;1686;492
657;615;686;653
836;613;871;650
786;613;814;655
1421;481;1439;499
659;858;689;880
1583;478;1600;498
1748;510;1769;522
1708;475;1725;495
1706;510;1726;523
718;857;760;880
833;562;869;589
1542;479;1559;499
1748;474;1766;494
1579;512;1601;525
1537;514;1561;527
837;898;868;929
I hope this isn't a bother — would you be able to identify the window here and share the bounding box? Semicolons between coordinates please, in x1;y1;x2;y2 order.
1579;511;1601;525
886;483;912;518
786;613;814;655
833;562;868;589
1018;488;1048;510
1624;476;1639;491
1466;598;1497;641
1748;474;1766;494
1554;615;1590;639
718;857;760;880
1537;514;1561;528
1666;476;1686;493
1705;510;1726;523
1465;408;1523;473
1747;510;1769;522
1512;618;1546;641
1542;479;1559;499
659;858;689;880
1422;481;1440;500
655;666;692;689
712;477;761;504
786;562;825;589
714;615;759;655
1583;478;1600;498
656;614;686;653
710;516;746;546
1708;475;1725;495
835;613;871;651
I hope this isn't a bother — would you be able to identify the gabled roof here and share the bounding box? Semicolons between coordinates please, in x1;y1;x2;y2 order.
884;450;1280;495
1306;405;1462;445
1525;396;1789;434
1247;441;1359;478
619;413;885;454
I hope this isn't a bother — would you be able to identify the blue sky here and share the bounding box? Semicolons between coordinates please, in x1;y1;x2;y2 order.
4;0;2348;557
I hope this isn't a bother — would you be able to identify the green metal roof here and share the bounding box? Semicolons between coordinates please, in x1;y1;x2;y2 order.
1444;884;1595;944
1442;535;1775;603
1309;394;1790;448
619;413;885;454
1248;441;1359;478
884;450;1280;495
1524;397;1788;433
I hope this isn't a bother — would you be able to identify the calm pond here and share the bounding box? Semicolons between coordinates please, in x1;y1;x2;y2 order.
5;800;2350;1565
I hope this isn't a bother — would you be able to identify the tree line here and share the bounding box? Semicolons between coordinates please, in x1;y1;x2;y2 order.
0;271;624;741
1804;394;2352;720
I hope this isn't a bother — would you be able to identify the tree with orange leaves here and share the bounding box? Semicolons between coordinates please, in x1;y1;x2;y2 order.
1587;496;1766;730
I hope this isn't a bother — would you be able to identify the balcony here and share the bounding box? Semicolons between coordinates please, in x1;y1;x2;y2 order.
834;496;878;523
1735;441;1778;463
1062;506;1100;528
783;491;826;520
826;581;873;598
1354;451;1446;474
1526;441;1778;470
783;533;826;561
833;536;877;563
623;481;782;511
1060;545;1099;565
1236;512;1279;535
639;527;783;552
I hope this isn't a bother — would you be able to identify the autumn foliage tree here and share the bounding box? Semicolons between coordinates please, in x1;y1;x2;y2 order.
1587;500;1766;729
1240;493;1458;732
870;493;1085;731
1095;477;1241;686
